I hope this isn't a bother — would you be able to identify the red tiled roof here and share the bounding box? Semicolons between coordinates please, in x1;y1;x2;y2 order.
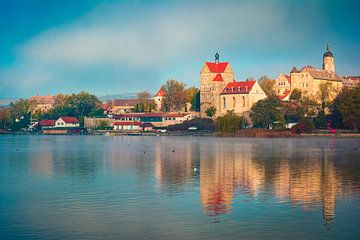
205;62;228;73
40;119;56;126
220;81;256;95
59;117;79;123
344;76;360;81
212;73;224;82
279;89;291;100
113;121;142;126
155;88;166;97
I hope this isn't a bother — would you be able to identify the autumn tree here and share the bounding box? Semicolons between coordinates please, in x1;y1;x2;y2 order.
162;79;186;112
137;91;152;112
258;75;275;96
0;108;11;130
185;86;199;112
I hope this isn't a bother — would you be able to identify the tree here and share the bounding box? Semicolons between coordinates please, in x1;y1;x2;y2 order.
191;91;200;111
299;96;320;118
46;92;103;123
258;76;276;96
318;82;332;108
137;91;151;112
0;108;11;130
162;79;186;112
216;111;244;132
250;97;284;128
333;85;360;130
205;106;216;118
8;99;35;130
290;88;302;102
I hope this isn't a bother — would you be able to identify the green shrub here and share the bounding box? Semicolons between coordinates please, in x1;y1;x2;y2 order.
216;111;244;133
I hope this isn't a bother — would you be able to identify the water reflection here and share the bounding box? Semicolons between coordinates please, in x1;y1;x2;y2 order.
2;135;359;236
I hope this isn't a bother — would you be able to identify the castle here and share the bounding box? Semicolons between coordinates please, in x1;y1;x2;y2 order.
199;53;267;118
274;44;344;101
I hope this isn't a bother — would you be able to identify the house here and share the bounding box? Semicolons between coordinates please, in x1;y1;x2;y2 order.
113;112;193;127
39;119;56;129
274;44;344;102
55;117;80;128
113;121;142;131
140;122;155;132
219;80;267;116
29;95;55;113
154;88;166;112
343;76;360;87
108;99;155;114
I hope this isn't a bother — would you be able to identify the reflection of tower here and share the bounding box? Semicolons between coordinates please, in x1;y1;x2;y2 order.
200;144;235;216
321;149;336;225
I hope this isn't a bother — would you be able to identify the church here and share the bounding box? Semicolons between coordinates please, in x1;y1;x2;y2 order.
274;44;344;101
200;53;267;118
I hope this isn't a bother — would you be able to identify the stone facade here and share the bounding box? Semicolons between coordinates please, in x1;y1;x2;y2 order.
219;81;267;116
274;44;343;102
200;53;266;118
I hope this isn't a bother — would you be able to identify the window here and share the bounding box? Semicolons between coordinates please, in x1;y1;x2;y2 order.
242;96;245;107
223;97;226;109
233;97;236;108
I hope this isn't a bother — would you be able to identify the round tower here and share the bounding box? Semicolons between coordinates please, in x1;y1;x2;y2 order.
323;42;335;72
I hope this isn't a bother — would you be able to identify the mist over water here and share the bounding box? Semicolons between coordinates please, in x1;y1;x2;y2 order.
0;135;359;239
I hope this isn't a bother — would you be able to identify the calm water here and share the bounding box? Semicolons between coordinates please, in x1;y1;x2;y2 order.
0;135;359;240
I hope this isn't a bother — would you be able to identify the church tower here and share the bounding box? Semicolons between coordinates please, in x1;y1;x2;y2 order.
323;42;335;72
200;53;234;117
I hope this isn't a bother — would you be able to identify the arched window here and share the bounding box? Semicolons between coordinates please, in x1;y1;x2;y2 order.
242;96;245;107
233;97;236;108
223;97;226;109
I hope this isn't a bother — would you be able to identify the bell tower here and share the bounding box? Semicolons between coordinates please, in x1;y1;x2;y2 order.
323;42;335;72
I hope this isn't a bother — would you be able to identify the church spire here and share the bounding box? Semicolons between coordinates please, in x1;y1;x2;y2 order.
215;52;219;64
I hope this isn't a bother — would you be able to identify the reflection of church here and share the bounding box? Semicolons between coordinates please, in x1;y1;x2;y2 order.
197;141;345;225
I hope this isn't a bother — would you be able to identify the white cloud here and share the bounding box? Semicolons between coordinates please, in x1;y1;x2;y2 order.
1;0;320;97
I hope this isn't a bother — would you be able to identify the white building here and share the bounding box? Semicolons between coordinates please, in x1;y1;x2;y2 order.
55;117;80;128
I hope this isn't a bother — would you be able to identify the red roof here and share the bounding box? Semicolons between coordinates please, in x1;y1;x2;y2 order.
205;62;228;73
113;121;142;126
212;73;224;82
40;119;56;126
155;88;166;97
164;113;190;118
279;89;291;100
220;81;256;95
59;117;79;123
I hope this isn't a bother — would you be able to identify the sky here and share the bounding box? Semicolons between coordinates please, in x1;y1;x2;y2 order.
0;0;359;98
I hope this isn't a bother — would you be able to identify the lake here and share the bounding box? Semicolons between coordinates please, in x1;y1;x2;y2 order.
0;135;359;239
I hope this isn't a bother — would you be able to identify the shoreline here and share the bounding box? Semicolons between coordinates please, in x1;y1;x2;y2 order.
1;130;360;138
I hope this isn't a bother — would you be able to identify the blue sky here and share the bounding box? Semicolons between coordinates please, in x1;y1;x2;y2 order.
0;0;359;98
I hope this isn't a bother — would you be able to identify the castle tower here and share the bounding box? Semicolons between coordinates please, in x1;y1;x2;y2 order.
323;42;335;72
200;53;234;117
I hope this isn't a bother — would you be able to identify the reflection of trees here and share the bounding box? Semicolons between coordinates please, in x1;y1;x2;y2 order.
197;139;359;225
